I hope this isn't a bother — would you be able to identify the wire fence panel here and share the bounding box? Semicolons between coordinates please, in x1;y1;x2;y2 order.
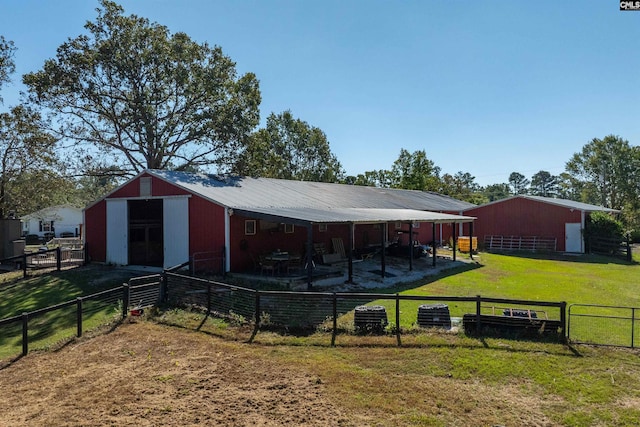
568;304;639;348
129;282;162;309
82;288;124;320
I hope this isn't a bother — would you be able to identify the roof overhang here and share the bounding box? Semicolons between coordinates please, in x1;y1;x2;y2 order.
232;207;476;227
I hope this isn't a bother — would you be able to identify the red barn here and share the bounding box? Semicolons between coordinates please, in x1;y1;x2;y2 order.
460;195;619;253
84;170;475;281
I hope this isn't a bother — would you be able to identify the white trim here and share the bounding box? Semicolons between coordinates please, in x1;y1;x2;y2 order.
225;207;231;272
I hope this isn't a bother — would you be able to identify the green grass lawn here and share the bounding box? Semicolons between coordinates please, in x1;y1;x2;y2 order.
0;266;143;360
3;253;640;425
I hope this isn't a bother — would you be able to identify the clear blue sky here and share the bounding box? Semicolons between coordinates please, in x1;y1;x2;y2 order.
1;1;639;186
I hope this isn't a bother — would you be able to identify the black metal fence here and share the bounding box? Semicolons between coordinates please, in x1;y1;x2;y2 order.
568;303;640;348
164;272;567;345
10;268;640;362
0;278;164;359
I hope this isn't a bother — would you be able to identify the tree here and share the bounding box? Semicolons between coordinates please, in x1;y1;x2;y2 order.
556;172;583;201
23;0;261;177
483;183;510;202
0;36;16;104
565;135;638;210
530;170;558;197
388;149;441;191
439;171;485;204
232;111;343;182
0;106;58;217
508;172;530;195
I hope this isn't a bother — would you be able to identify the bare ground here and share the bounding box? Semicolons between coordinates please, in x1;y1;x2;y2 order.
0;321;356;427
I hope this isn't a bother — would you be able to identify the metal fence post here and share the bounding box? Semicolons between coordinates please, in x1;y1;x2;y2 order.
122;283;130;319
77;297;83;337
22;312;29;356
207;284;212;316
56;247;62;271
396;293;401;347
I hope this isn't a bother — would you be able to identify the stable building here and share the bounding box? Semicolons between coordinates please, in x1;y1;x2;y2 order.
460;195;619;253
83;170;476;287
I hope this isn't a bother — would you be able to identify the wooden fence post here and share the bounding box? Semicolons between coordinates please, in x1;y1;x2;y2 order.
56;247;61;271
22;312;29;356
77;297;83;337
632;308;636;349
476;295;482;334
248;290;260;343
626;234;632;263
396;293;401;347
22;253;27;278
560;301;567;343
122;283;130;319
331;293;337;347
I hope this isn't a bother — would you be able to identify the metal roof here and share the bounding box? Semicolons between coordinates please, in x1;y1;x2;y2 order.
147;170;475;212
463;195;619;213
233;207;475;226
134;170;476;225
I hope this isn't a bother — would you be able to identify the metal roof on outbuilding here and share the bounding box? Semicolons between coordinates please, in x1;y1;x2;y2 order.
462;195;619;213
147;169;475;212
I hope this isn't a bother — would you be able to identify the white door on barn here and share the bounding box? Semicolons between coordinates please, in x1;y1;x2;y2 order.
106;199;128;265
565;223;583;253
163;197;189;269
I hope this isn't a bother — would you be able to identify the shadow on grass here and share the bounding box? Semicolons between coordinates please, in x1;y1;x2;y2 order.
488;251;638;266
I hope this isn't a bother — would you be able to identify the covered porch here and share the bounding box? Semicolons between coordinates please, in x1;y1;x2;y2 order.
228;207;476;290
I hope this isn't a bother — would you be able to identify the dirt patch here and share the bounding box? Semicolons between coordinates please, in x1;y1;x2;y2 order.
0;322;355;426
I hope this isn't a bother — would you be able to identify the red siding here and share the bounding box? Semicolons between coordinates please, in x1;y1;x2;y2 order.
228;219;441;272
86;173;218;265
462;198;582;251
110;173;191;198
189;195;225;256
84;200;107;263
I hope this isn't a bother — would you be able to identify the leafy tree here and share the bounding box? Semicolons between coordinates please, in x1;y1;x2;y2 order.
344;170;389;187
23;0;260;177
0;105;57;218
8;170;78;217
440;171;485;204
233;111;343;182
565;135;638;209
0;36;16;104
388;149;441;191
482;183;510;202
556;172;583;201
508;172;529;195
530;170;558;197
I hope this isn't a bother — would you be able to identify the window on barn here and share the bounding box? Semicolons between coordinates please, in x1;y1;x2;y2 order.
318;224;327;232
245;220;256;235
284;224;294;234
395;221;402;230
